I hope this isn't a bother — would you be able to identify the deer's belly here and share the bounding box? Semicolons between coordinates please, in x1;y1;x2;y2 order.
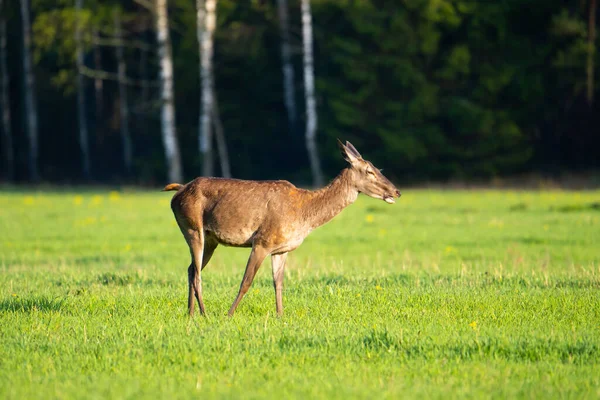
203;211;261;247
205;228;254;248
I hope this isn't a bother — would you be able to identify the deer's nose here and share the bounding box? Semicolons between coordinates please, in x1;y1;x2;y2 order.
395;190;401;197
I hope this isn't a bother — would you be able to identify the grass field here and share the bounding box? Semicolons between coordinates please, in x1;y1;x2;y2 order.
0;187;599;399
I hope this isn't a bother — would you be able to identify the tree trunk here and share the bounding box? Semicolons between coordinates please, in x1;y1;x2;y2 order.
0;0;15;181
301;0;323;187
197;0;229;178
76;0;91;180
155;0;183;182
212;88;231;178
20;0;39;182
587;0;597;105
115;8;132;176
277;0;297;132
93;27;103;143
0;0;13;181
199;0;216;176
139;29;149;134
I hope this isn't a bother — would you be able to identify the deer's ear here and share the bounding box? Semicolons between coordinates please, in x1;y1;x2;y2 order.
345;141;363;159
338;138;361;165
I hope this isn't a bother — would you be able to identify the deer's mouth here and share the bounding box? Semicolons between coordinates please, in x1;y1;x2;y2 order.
383;196;395;204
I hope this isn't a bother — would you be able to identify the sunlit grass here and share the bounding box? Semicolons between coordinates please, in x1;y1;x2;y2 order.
0;188;599;399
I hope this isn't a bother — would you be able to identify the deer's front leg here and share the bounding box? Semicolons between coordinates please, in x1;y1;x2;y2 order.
271;253;288;316
228;244;269;316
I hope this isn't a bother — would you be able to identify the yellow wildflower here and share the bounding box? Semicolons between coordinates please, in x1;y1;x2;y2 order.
445;246;457;255
90;195;103;206
109;191;121;201
82;216;97;226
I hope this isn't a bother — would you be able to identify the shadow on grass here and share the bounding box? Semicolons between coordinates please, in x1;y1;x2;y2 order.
93;272;175;288
361;331;599;364
550;202;600;212
97;272;140;286
0;295;67;313
301;274;600;290
275;330;598;364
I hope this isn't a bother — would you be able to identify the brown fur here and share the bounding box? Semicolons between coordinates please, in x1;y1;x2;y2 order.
165;140;400;317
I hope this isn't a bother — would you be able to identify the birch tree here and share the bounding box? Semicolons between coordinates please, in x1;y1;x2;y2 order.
20;0;40;181
198;0;216;176
277;0;297;132
115;8;132;175
197;0;230;177
301;0;323;186
0;0;13;180
155;0;183;182
75;0;91;179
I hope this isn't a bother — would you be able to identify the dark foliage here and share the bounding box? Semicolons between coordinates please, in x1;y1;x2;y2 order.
0;0;598;184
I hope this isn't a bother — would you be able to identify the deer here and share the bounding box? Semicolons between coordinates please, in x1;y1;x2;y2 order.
163;140;400;317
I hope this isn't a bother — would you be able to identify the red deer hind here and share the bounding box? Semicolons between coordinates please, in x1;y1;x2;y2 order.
163;140;401;316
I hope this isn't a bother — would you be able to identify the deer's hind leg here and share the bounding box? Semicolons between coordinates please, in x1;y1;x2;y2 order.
201;233;218;271
182;227;207;316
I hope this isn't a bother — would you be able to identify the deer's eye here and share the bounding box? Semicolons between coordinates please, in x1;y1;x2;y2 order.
367;169;376;176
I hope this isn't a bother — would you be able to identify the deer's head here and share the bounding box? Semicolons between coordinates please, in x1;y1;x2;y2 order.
339;139;401;204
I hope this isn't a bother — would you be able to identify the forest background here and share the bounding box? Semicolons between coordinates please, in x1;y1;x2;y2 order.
1;0;598;185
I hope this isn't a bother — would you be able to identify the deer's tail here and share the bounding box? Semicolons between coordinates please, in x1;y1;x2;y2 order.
162;183;184;192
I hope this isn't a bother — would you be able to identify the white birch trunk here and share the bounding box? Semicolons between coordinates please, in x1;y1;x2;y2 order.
76;0;91;179
155;0;183;182
301;0;323;187
199;0;216;176
115;9;132;176
0;0;13;180
20;0;40;181
277;0;297;131
197;0;229;178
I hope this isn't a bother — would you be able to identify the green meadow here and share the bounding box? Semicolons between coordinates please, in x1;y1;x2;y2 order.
0;188;599;399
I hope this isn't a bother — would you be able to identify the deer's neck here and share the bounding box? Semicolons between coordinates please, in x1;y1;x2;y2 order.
304;168;358;230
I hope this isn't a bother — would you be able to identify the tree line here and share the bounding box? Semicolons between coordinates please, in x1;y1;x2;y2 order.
0;0;598;185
